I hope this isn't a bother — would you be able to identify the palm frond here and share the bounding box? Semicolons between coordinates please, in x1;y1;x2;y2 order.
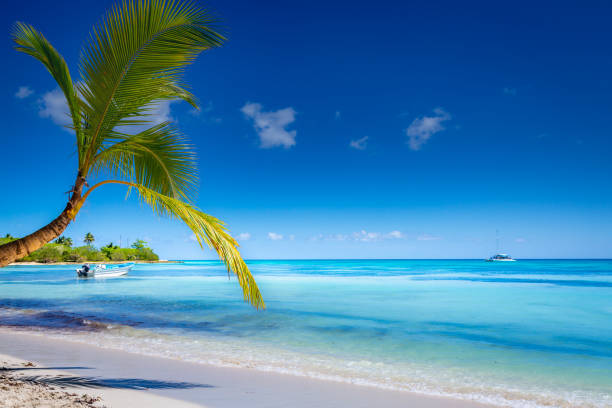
92;123;198;200
12;22;84;159
122;182;264;309
79;0;225;169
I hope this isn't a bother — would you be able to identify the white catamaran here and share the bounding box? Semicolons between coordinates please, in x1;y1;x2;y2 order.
486;230;516;262
486;253;516;262
76;263;134;278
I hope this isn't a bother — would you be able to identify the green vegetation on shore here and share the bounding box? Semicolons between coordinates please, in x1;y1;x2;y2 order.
0;234;158;263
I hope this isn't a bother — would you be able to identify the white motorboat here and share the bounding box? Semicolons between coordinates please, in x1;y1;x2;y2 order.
76;263;134;278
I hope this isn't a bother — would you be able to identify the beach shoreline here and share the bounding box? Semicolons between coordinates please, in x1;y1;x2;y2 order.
8;260;182;266
0;328;492;408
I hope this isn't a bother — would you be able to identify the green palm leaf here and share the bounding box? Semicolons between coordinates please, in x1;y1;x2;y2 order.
124;181;265;309
92;122;198;200
79;0;225;169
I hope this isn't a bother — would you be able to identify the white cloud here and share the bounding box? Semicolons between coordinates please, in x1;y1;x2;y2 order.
386;230;404;239
268;232;284;241
417;234;441;241
39;88;71;129
15;86;34;99
237;232;251;241
310;233;348;241
354;230;405;242
503;87;517;96
405;108;451;150
289;234;295;241
39;88;174;133
311;231;404;242
349;136;369;150
515;237;526;243
353;230;381;242
241;102;297;149
109;100;175;135
139;100;173;127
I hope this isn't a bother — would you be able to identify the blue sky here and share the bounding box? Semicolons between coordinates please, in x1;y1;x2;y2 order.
1;0;611;259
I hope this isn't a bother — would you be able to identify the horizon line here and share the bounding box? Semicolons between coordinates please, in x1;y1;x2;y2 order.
169;258;612;261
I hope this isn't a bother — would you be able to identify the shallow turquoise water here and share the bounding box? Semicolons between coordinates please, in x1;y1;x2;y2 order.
1;260;611;407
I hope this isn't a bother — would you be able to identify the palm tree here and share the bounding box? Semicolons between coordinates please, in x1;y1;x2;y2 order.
0;0;264;308
83;233;95;246
55;235;73;246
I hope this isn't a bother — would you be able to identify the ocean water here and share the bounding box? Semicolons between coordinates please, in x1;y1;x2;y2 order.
0;260;611;407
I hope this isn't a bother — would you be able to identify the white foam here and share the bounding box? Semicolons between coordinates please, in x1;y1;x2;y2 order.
4;324;608;408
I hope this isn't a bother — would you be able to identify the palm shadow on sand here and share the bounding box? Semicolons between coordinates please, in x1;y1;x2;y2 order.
16;374;212;390
1;366;92;371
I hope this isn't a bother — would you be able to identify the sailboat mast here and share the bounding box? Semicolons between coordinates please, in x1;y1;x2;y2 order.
496;229;500;253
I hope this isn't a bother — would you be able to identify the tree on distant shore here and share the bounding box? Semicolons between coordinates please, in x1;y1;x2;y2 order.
54;236;73;247
0;235;16;246
84;233;95;247
100;242;119;259
20;240;159;263
131;239;147;250
0;0;263;308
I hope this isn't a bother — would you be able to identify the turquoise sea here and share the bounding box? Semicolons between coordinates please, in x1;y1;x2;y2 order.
0;260;611;407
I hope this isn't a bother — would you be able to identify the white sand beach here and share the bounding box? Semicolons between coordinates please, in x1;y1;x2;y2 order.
0;329;492;408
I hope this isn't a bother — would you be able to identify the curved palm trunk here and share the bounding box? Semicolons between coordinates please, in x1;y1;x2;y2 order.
0;176;86;267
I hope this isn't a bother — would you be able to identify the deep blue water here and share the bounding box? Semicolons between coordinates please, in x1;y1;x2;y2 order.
0;260;611;407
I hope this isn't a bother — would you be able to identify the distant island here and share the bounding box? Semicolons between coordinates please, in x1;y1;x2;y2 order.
1;233;159;264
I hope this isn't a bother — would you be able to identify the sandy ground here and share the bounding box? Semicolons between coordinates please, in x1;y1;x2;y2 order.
0;355;103;408
0;329;492;408
0;352;205;408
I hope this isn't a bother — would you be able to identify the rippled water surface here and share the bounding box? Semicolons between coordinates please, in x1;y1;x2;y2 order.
1;260;611;407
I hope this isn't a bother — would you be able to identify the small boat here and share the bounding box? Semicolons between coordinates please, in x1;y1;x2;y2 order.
76;263;134;278
486;254;516;262
486;230;516;262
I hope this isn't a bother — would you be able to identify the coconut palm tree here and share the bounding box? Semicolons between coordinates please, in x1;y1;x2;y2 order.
55;235;73;246
84;233;95;246
0;0;264;308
